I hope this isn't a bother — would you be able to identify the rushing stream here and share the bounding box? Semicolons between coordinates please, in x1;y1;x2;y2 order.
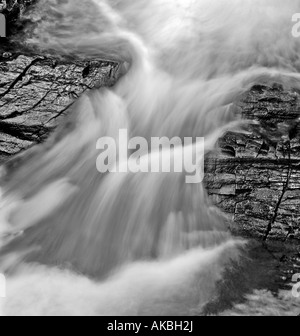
0;0;300;316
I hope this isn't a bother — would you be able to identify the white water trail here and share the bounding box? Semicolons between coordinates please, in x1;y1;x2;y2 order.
2;241;243;316
0;0;300;315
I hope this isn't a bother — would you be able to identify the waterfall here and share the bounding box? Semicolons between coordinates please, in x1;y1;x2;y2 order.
0;0;299;316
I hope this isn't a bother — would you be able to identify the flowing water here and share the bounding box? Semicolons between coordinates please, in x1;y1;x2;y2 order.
0;0;300;316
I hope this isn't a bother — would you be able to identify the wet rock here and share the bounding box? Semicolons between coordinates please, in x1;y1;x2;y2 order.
0;53;117;162
205;84;300;247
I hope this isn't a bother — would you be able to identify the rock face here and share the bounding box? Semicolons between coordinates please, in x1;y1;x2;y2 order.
0;53;117;162
205;85;300;246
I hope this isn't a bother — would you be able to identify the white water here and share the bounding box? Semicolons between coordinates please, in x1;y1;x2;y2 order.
0;0;300;316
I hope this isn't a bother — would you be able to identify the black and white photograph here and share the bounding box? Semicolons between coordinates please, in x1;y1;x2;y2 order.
0;0;299;318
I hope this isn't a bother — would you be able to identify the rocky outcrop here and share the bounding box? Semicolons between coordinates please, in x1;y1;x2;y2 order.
205;85;300;246
0;53;117;162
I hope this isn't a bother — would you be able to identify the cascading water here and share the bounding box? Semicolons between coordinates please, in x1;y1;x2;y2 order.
0;0;300;316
